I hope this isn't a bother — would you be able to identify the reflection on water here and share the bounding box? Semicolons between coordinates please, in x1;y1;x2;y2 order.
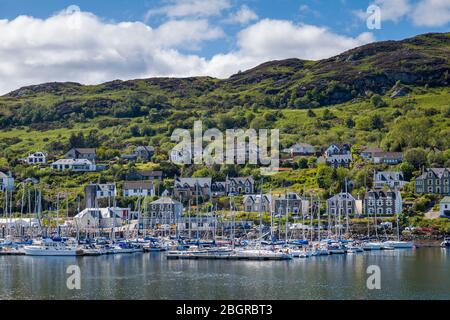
0;248;449;300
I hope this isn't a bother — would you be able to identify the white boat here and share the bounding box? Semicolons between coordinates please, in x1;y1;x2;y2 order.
441;238;450;248
23;239;83;256
82;245;106;256
383;240;414;249
328;243;346;254
362;242;382;251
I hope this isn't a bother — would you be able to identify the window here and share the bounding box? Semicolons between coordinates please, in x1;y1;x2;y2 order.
386;208;392;215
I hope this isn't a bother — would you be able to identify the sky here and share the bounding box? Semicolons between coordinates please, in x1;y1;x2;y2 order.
0;0;448;94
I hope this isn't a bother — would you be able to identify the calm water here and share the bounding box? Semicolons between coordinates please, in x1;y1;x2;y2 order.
0;248;449;300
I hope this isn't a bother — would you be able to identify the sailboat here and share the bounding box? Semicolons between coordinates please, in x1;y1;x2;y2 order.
383;213;413;249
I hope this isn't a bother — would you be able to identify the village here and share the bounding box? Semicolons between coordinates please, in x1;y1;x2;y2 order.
1;140;449;248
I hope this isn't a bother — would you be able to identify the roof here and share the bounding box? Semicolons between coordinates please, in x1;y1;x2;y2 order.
123;181;154;190
227;176;254;184
327;192;356;201
75;207;125;219
243;194;272;203
375;171;404;181
373;152;403;158
139;170;163;177
361;147;383;153
52;158;93;165
441;196;450;203
73;148;96;154
0;171;9;178
175;177;212;187
365;189;398;199
150;197;182;205
417;168;450;179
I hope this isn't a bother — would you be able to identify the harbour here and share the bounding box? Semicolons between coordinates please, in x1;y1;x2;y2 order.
1;248;449;300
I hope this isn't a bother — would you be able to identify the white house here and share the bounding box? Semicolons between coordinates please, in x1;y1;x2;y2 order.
0;171;14;191
326;153;353;168
74;207;129;229
374;171;408;189
440;197;450;218
51;159;96;172
282;143;315;156
324;143;352;167
25;152;47;165
122;181;155;197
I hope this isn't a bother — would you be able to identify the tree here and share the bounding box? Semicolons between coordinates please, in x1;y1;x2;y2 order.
307;109;316;117
370;94;385;108
345;117;355;128
404;148;428;169
370;114;384;130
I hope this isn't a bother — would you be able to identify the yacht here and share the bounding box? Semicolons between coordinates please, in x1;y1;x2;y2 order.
383;240;414;249
362;242;382;251
23;238;83;256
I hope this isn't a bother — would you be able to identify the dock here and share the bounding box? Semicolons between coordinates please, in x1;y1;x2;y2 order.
166;251;293;261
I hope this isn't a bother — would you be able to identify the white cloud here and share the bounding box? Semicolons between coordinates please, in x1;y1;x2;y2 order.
223;5;258;25
145;0;231;20
0;10;375;95
411;0;450;27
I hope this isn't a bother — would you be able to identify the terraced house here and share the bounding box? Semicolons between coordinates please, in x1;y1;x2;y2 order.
415;168;450;195
364;189;402;215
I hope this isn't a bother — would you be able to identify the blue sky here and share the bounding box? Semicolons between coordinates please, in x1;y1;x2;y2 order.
0;0;448;93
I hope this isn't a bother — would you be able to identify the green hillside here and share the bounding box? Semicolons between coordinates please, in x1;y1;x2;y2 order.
0;32;449;223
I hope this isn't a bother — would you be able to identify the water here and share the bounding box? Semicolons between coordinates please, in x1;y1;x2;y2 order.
0;248;449;300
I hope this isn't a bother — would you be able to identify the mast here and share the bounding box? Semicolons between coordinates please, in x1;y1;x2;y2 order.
230;195;235;249
195;179;199;240
345;178;349;238
285;192;289;245
310;193;313;243
258;178;263;244
318;196;321;243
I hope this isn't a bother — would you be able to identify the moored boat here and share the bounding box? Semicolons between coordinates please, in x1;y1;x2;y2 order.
23;238;83;256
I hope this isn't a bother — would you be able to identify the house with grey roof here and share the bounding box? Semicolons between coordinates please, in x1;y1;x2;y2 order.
374;171;407;189
324;143;352;168
415;168;450;195
273;192;309;215
364;189;402;216
146;197;183;227
372;152;403;165
122;181;155;197
51;158;96;172
64;148;96;162
243;194;272;212
173;177;212;201
326;192;362;217
282;143;315;156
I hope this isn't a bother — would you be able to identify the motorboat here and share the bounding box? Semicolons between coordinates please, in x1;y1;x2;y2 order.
328;242;346;254
383;240;414;249
23;238;83;256
362;242;382;251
